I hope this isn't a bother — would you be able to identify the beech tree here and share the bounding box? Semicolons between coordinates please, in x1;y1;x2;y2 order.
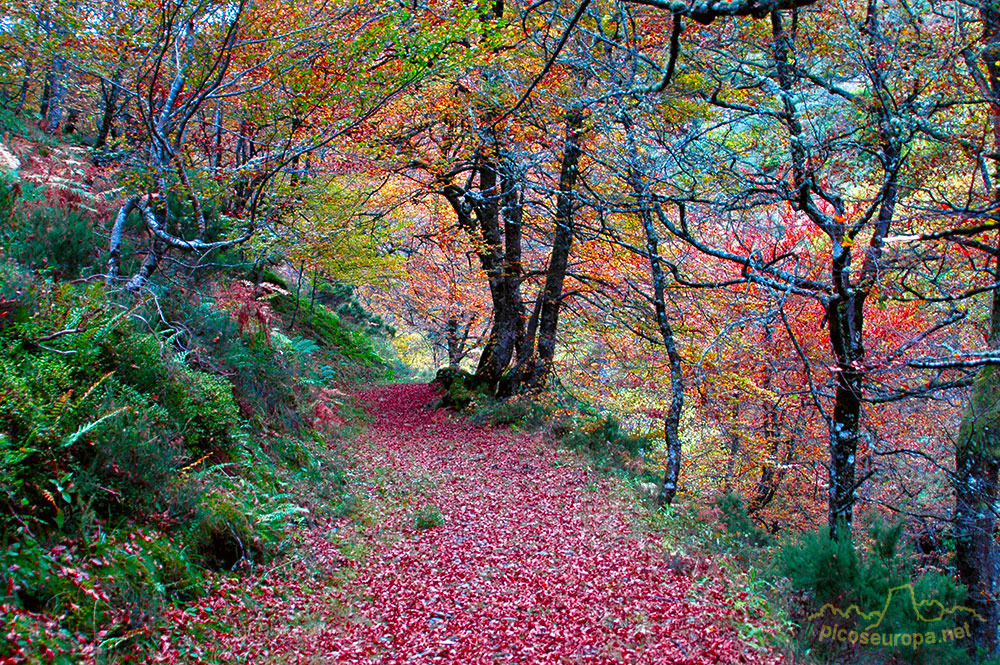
100;0;460;291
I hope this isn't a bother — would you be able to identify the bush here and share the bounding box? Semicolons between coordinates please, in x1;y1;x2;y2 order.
0;174;19;225
467;391;552;429
223;339;302;429
146;531;203;601
413;504;444;530
15;206;99;279
560;415;648;457
187;490;262;570
272;293;384;366
455;379;653;480
717;492;773;547
162;364;245;456
776;523;969;664
0;179;100;280
84;405;197;522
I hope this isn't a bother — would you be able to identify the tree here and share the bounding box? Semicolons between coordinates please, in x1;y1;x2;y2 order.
102;0;451;291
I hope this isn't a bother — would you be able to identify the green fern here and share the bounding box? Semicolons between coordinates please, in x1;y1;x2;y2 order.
60;405;130;449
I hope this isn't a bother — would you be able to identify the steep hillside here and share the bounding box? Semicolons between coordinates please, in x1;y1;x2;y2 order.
0;137;401;664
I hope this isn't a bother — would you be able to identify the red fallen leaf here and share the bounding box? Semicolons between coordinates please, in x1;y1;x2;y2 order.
151;383;783;665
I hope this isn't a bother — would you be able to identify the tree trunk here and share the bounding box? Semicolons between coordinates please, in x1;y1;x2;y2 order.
623;112;684;505
471;157;519;390
42;56;67;134
476;288;521;389
211;103;224;174
826;296;864;540
107;196;138;281
95;64;125;150
125;240;166;291
524;108;585;392
499;153;528;363
12;66;31;115
441;150;526;394
955;366;1000;657
445;317;465;370
747;321;789;514
771;6;898;541
640;203;684;506
955;5;1000;654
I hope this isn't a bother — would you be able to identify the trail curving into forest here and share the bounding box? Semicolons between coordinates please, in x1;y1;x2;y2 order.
158;383;783;664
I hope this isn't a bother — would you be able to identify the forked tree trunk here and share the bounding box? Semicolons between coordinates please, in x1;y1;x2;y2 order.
95;63;125;149
125;240;167;291
441;150;526;394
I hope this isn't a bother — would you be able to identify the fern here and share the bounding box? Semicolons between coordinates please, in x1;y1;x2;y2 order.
60;405;130;449
288;335;320;356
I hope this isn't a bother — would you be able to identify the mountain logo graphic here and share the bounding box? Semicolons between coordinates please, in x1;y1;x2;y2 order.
809;584;984;631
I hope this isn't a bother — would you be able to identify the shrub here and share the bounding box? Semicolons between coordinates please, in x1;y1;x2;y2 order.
2;192;100;279
272;293;384;366
78;403;194;522
776;523;969;664
560;416;648;457
98;326;166;396
223;339;303;429
145;293;305;430
467;392;551;429
413;504;444;530
0;174;19;225
187;489;261;570
717;492;773;547
162;364;245;456
146;533;203;601
97;547;163;629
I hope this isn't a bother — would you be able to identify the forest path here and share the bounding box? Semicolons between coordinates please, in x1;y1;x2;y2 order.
160;383;782;664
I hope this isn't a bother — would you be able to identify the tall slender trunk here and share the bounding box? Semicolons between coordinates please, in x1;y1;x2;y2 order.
12;65;31;115
631;174;684;505
618;108;685;504
500;154;528;363
954;3;1000;655
524;108;585;391
825;293;864;539
646;215;684;507
747;325;789;514
211;103;224;175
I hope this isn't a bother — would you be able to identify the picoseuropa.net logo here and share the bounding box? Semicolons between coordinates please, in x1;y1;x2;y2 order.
810;584;984;649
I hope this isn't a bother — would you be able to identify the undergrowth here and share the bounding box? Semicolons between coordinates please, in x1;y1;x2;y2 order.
0;166;391;664
433;368;655;485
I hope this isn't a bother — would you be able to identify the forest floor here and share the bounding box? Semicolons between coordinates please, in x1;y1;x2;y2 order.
154;383;784;664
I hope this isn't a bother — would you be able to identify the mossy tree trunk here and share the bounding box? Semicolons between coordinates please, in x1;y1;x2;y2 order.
955;4;1000;657
955;365;1000;657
